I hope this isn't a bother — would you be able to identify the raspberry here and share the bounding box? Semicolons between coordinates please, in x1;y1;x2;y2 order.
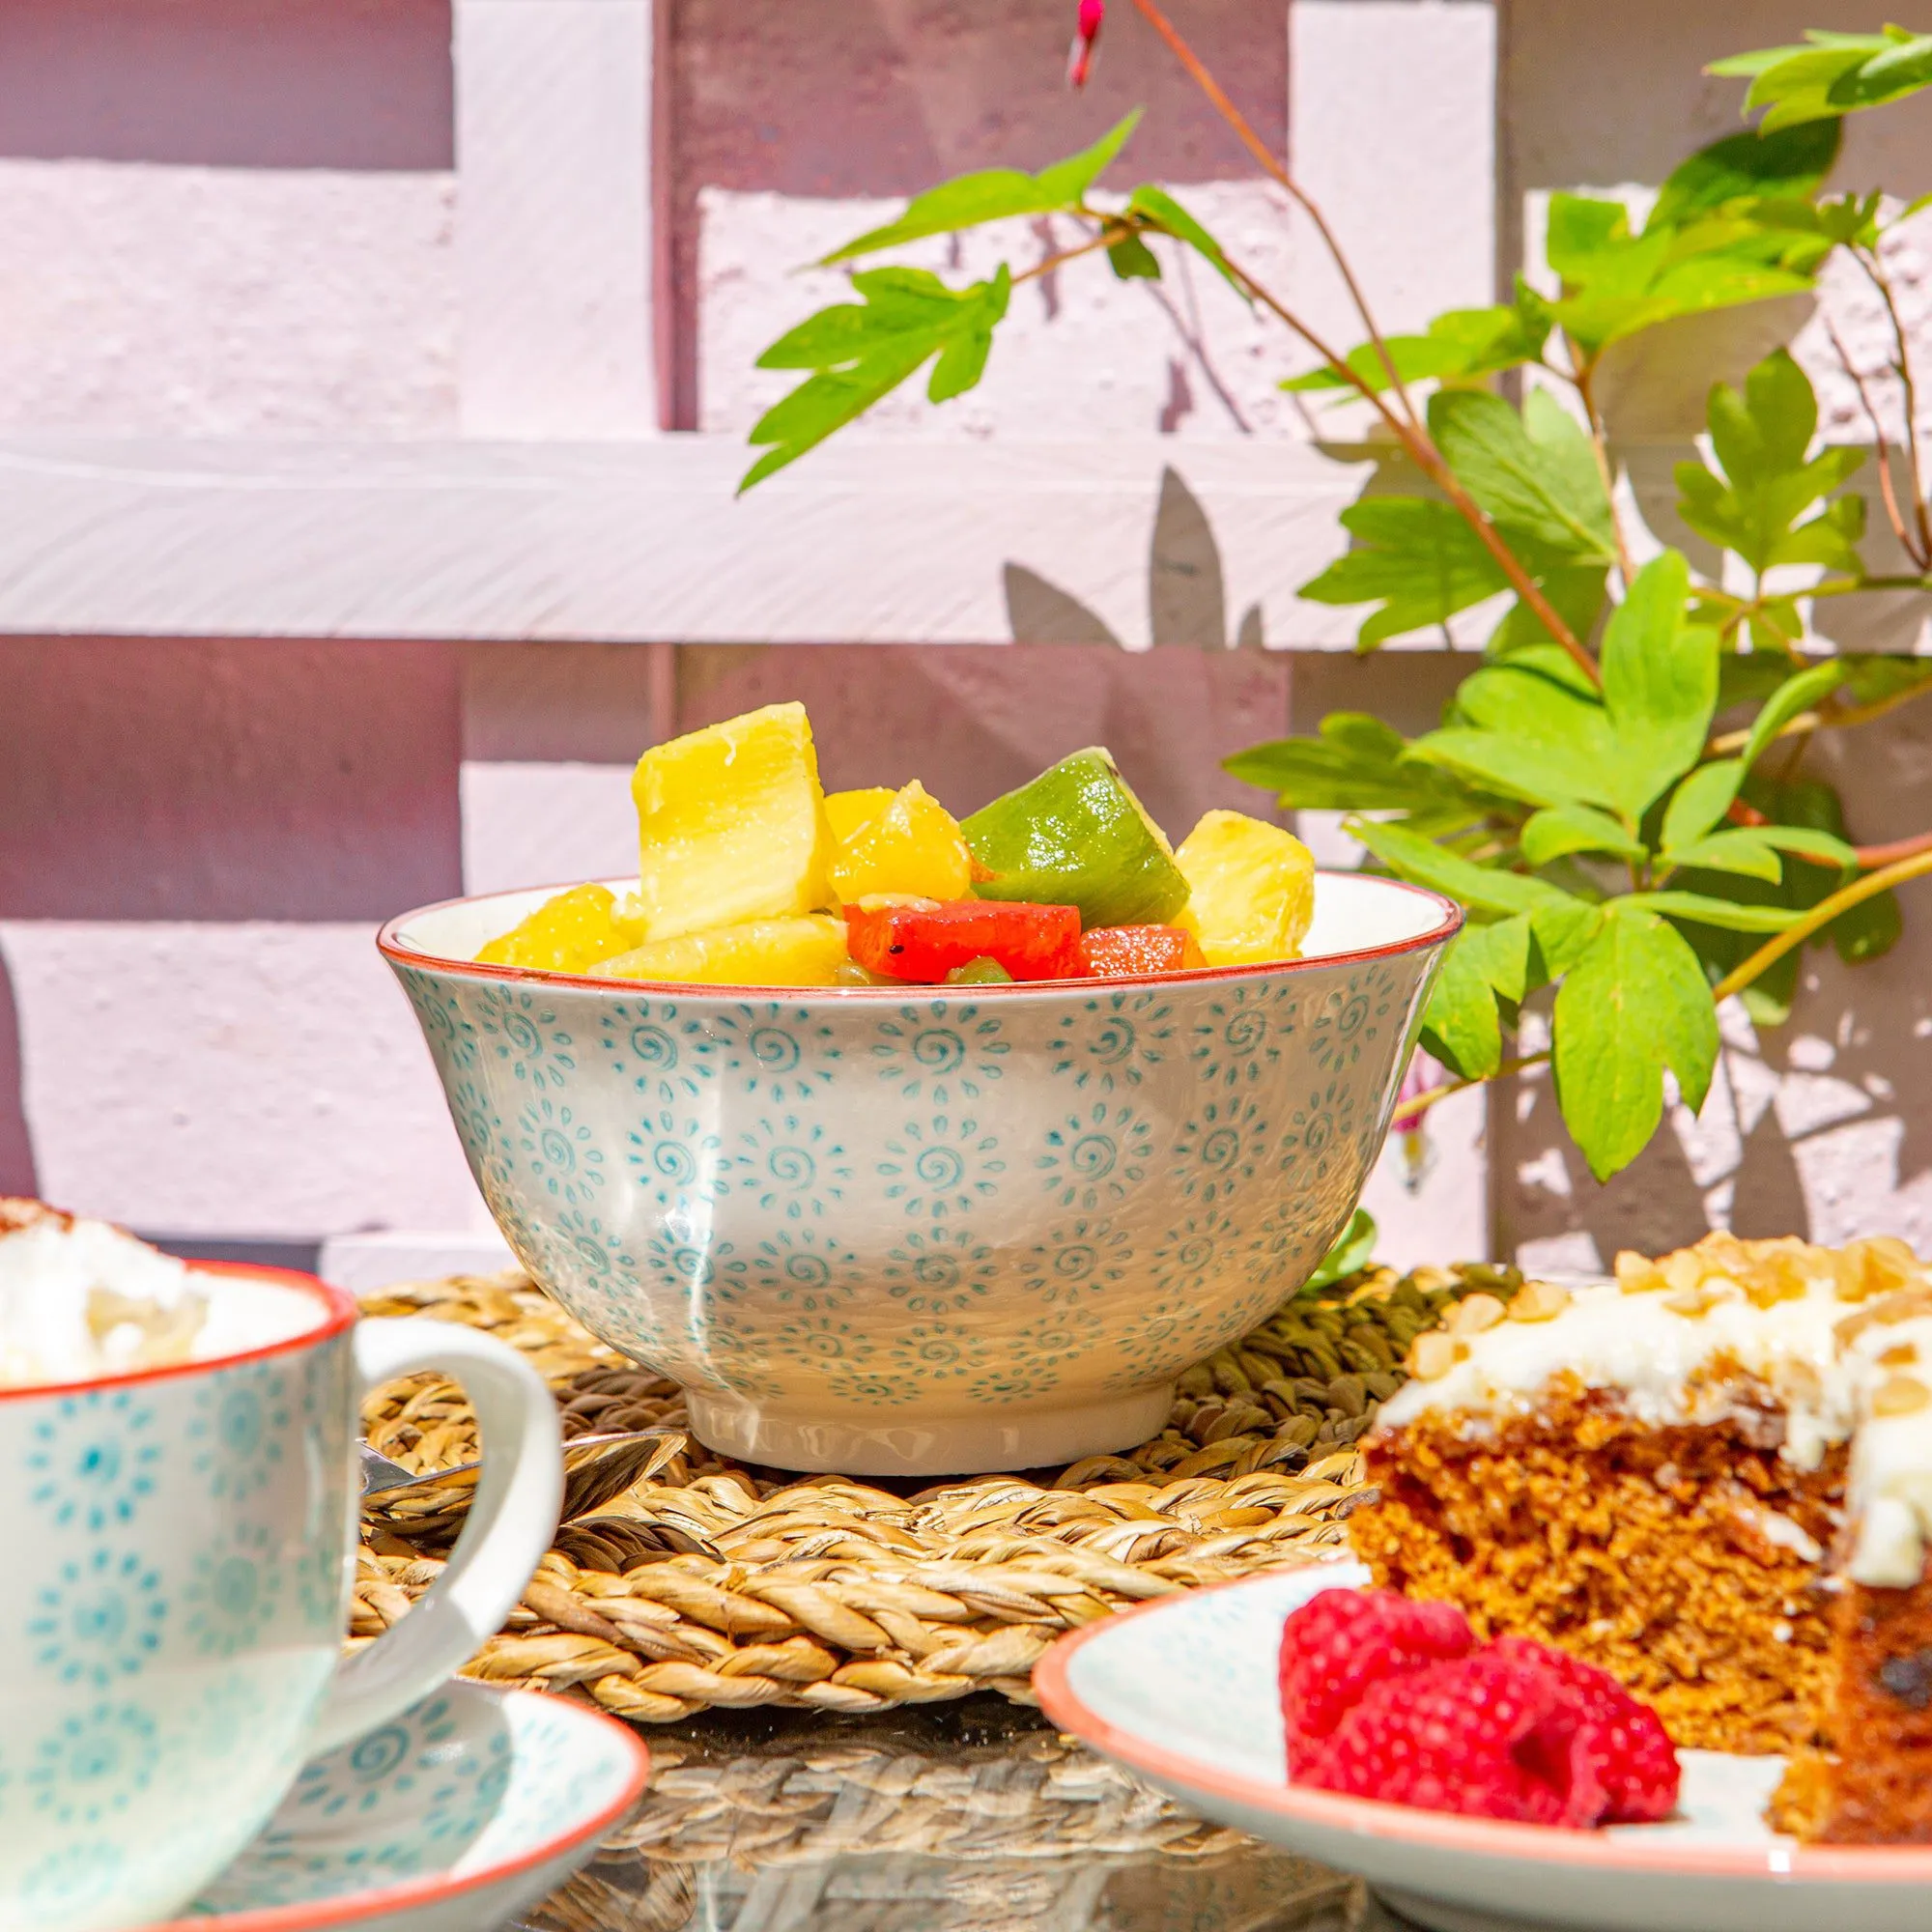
1301;1650;1592;1826
1491;1637;1680;1823
1278;1587;1472;1755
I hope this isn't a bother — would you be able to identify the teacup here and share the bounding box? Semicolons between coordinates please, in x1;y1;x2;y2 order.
0;1261;563;1932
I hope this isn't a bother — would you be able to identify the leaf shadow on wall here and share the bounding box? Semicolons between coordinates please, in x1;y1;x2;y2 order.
1004;466;1263;651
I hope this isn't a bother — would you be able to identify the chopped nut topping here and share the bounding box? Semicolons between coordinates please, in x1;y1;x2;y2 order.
1836;1289;1932;1346
1616;1250;1667;1294
1880;1342;1921;1368
1408;1265;1456;1294
1507;1280;1572;1323
1663;1286;1725;1319
1835;1236;1922;1303
1662;1250;1710;1296
1406;1332;1462;1380
1445;1292;1506;1337
1873;1374;1932;1418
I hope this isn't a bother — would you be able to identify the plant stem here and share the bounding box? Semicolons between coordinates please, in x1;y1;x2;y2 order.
1124;0;1422;434
1013;229;1120;286
1853;826;1932;867
1853;242;1932;566
1824;311;1927;572
1573;360;1635;585
1711;844;1932;1002
1400;1051;1550;1122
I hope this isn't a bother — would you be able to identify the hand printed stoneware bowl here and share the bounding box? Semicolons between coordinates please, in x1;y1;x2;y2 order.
381;872;1459;1476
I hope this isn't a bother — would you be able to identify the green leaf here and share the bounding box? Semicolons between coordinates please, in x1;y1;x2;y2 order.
743;267;1011;490
1282;280;1554;396
1303;1208;1378;1294
1463;913;1536;1004
1488;564;1610;658
1349;819;1571;918
1740;659;1850;768
823;112;1142;262
1428;388;1617;563
1126;186;1247;299
1661;759;1746;851
1647;122;1842;231
1674;351;1867;577
1422;932;1504;1080
1755;824;1858;868
1107;233;1162;280
1409;658;1621;811
1601;552;1719;819
1224;712;1492;816
1658;829;1785;883
1296;497;1510;648
1553;906;1719;1181
1711;29;1932;128
1520;805;1648;867
1622;890;1804;931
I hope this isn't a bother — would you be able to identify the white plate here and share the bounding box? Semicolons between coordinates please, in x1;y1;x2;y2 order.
1035;1564;1932;1932
145;1679;648;1932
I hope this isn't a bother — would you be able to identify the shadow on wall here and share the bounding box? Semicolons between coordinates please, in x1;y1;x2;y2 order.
1005;467;1264;652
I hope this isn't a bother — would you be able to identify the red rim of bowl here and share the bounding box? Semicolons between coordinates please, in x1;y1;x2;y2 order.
148;1690;651;1932
1032;1570;1932;1885
0;1258;355;1405
376;870;1464;997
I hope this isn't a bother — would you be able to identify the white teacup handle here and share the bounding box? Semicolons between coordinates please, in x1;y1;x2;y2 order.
308;1318;564;1757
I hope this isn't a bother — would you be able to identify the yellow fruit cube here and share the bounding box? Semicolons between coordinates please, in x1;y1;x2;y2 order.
476;883;645;975
1174;810;1316;966
631;702;835;941
598;916;850;987
825;781;974;901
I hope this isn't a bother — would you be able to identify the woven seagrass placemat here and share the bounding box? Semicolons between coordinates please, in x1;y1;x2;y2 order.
353;1261;1522;1724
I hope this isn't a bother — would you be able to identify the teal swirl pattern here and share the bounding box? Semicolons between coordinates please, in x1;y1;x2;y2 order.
398;917;1448;1446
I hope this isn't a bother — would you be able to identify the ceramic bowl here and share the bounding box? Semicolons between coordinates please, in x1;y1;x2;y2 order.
380;871;1459;1475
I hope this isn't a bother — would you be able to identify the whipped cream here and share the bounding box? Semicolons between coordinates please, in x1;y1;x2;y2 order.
1375;1234;1932;1591
0;1199;209;1387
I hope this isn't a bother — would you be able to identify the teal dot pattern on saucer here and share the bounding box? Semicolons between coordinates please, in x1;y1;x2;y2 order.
402;955;1441;1423
192;1688;640;1917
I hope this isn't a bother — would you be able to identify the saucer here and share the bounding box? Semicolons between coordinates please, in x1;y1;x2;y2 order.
147;1679;648;1932
1035;1564;1932;1932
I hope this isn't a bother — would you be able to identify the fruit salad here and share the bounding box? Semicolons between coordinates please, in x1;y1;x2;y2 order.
476;702;1316;987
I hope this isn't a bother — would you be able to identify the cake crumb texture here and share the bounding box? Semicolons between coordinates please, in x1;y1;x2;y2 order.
1354;1379;1841;1754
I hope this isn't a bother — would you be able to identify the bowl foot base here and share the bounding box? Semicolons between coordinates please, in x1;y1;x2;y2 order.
682;1386;1175;1477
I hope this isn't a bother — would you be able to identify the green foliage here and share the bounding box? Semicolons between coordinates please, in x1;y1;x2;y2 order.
1303;1208;1378;1293
740;27;1932;1187
742;268;1011;490
1675;350;1867;578
1712;28;1932;128
823;113;1143;262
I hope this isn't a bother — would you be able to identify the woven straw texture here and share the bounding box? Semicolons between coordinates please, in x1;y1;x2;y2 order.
354;1262;1523;1723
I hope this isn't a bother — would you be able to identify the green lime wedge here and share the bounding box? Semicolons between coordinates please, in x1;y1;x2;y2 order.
963;749;1189;928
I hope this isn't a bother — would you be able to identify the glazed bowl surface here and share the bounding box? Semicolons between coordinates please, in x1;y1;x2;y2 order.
381;872;1459;1475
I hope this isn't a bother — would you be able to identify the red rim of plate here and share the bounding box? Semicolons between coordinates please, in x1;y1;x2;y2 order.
375;870;1464;998
0;1259;355;1405
1032;1571;1932;1885
147;1689;651;1932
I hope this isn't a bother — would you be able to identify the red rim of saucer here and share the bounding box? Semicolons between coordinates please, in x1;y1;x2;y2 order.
0;1259;355;1405
375;869;1464;998
146;1689;651;1932
1033;1569;1932;1885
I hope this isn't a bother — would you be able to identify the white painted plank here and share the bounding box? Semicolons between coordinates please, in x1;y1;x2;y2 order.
0;923;490;1240
460;760;639;895
455;0;658;437
0;435;1375;645
1288;1;1497;368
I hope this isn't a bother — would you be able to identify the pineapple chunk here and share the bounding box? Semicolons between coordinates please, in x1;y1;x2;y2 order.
1174;811;1316;966
598;916;850;987
476;883;645;975
632;702;835;941
825;781;974;901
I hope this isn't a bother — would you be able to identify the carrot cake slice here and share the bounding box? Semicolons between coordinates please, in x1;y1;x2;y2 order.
1350;1232;1932;1843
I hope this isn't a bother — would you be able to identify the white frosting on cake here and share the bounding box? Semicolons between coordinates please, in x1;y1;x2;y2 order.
0;1200;326;1388
1374;1237;1932;1591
